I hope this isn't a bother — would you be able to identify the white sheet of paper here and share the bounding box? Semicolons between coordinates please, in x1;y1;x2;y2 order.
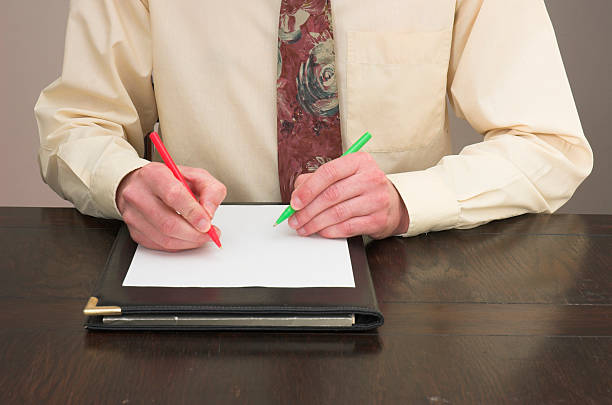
122;205;355;288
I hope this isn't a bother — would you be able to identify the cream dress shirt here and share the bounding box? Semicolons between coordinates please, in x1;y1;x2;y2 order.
35;0;593;237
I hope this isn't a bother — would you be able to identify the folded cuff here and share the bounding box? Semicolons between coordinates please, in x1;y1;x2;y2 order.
387;167;460;237
91;146;150;219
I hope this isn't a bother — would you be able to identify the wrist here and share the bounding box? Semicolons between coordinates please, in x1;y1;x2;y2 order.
390;183;410;235
115;167;142;214
393;199;410;235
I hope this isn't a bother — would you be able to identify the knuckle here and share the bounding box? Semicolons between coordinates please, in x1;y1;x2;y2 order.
322;184;340;203
368;167;383;181
356;151;374;165
183;203;201;221
341;221;353;236
160;217;178;236
364;170;377;183
165;183;184;206
140;163;159;178
321;162;338;182
132;172;147;187
302;187;314;202
333;203;346;222
358;151;371;160
295;188;312;206
367;169;386;188
121;186;138;205
214;183;227;199
294;174;306;189
136;165;150;178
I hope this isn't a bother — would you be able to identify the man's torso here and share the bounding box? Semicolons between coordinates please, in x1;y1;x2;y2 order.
147;0;456;201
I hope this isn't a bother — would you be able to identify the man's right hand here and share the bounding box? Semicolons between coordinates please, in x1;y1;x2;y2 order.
116;162;227;252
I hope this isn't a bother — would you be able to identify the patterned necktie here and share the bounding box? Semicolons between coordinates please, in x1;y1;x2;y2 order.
277;0;343;202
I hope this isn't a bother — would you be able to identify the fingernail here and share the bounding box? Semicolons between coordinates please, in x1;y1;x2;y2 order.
291;196;302;210
196;219;211;233
297;227;306;236
288;216;298;229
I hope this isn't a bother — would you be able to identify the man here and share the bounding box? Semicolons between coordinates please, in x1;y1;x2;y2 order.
35;0;592;252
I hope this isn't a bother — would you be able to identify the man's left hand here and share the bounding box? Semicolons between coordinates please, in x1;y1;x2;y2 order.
288;152;410;239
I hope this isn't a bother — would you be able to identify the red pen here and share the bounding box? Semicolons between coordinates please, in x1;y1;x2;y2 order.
149;131;222;248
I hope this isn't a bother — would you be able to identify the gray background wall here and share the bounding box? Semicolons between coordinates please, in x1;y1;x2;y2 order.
1;0;610;213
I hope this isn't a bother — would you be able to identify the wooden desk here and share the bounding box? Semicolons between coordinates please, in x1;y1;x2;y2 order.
1;208;611;404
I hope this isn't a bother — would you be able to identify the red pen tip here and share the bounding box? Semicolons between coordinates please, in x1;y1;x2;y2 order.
208;227;222;248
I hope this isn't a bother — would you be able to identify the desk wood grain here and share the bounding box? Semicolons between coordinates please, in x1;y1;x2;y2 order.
1;208;611;404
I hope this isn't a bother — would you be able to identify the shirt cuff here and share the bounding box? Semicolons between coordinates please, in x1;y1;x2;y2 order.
91;150;150;219
387;167;460;237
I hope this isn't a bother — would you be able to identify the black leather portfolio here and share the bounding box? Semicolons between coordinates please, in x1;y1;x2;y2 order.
84;219;383;331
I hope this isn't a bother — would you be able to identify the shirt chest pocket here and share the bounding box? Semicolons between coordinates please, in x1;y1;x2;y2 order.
345;29;451;152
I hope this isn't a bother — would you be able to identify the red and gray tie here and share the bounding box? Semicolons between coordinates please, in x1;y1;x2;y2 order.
276;0;343;202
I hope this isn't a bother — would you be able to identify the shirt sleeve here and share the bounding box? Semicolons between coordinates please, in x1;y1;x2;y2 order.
387;0;593;236
35;0;157;219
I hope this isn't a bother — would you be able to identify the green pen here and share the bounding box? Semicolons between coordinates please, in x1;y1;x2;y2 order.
273;131;373;227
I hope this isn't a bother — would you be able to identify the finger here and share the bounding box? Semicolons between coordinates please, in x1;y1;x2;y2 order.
145;169;212;233
295;195;374;236
181;166;227;217
290;153;368;210
293;173;313;191
289;172;369;230
128;228;175;252
317;215;377;239
124;207;210;249
134;227;203;251
123;187;212;243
